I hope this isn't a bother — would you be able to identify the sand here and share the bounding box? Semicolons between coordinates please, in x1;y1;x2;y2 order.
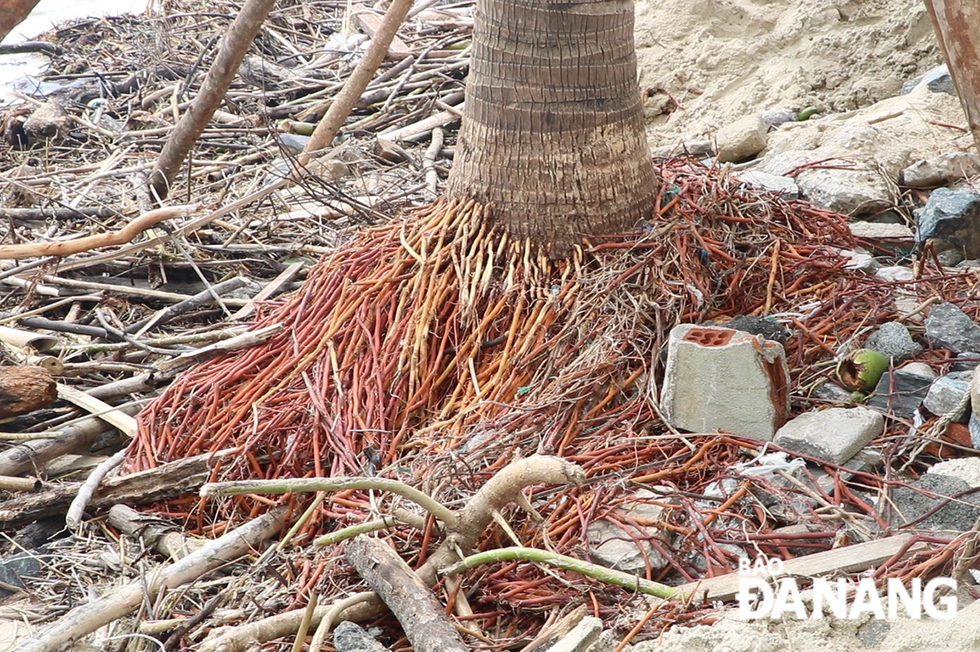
634;0;943;144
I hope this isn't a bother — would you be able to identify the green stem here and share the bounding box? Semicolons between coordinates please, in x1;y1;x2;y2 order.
441;547;685;600
315;516;400;547
201;476;458;528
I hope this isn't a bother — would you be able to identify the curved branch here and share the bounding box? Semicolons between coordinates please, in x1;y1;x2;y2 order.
201;476;458;528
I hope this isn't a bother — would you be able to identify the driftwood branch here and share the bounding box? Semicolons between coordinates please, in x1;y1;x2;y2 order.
148;0;277;200
0;204;200;260
15;507;286;652
299;0;414;163
346;535;468;652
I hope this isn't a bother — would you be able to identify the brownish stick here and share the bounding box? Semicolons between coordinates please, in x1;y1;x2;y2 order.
299;0;414;164
346;535;468;652
148;0;277;201
0;204;199;260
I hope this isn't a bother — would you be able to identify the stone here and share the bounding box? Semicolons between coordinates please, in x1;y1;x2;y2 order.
715;114;767;163
901;152;980;188
952;353;980;371
649;139;714;159
587;489;673;574
720;315;790;345
925;302;980;355
901;362;937;378
922;375;970;421
848;221;915;241
796;168;893;216
660;324;789;441
875;266;915;282
888;473;980;533
915;188;980;259
735;170;799;199
760;108;798;130
866;367;935;418
773;407;884;465
937;248;965;267
839;249;879;274
864;322;921;363
901;64;954;95
540;616;602;652
333;622;387;652
928;458;980;488
970;412;980;449
811;380;853;405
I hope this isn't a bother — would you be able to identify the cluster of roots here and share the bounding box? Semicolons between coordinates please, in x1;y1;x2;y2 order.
127;159;864;538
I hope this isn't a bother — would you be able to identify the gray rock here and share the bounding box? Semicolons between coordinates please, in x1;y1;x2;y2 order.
812;380;854;405
901;152;980;188
587;489;672;574
275;132;311;154
952;352;980;371
796;168;893;216
928;458;980;488
773;407;884;465
888;473;980;533
333;621;388;652
865;322;922;363
715;114;767;163
866;368;935;418
721;315;790;345
937;248;966;267
849;221;915;241
925;302;980;355
901;64;954;95
922;375;970;421
970;412;980;449
735;170;799;199
957;260;980;269
542;616;602;652
839;249;880;274
915;188;980;258
901;362;937;378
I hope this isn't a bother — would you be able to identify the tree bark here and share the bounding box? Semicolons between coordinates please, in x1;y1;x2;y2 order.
924;0;980;156
0;0;40;44
0;365;56;419
346;535;468;652
446;0;657;257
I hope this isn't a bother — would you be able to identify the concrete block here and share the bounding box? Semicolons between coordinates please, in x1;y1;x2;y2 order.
774;407;884;465
928;458;980;488
660;324;789;441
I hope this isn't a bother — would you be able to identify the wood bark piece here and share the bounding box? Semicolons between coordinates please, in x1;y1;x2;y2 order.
0;205;200;260
675;534;927;602
0;0;40;43
0;365;56;419
925;1;980;155
0;449;236;528
15;507;286;652
346;535;467;652
148;0;277;201
56;384;138;437
351;4;412;59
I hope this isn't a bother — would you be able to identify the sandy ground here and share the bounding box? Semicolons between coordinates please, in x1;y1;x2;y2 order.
635;595;980;652
634;0;942;144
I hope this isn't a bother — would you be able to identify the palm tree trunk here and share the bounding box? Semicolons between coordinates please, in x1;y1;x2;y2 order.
446;0;657;257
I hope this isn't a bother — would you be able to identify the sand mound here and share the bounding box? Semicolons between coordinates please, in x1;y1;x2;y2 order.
635;0;942;143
